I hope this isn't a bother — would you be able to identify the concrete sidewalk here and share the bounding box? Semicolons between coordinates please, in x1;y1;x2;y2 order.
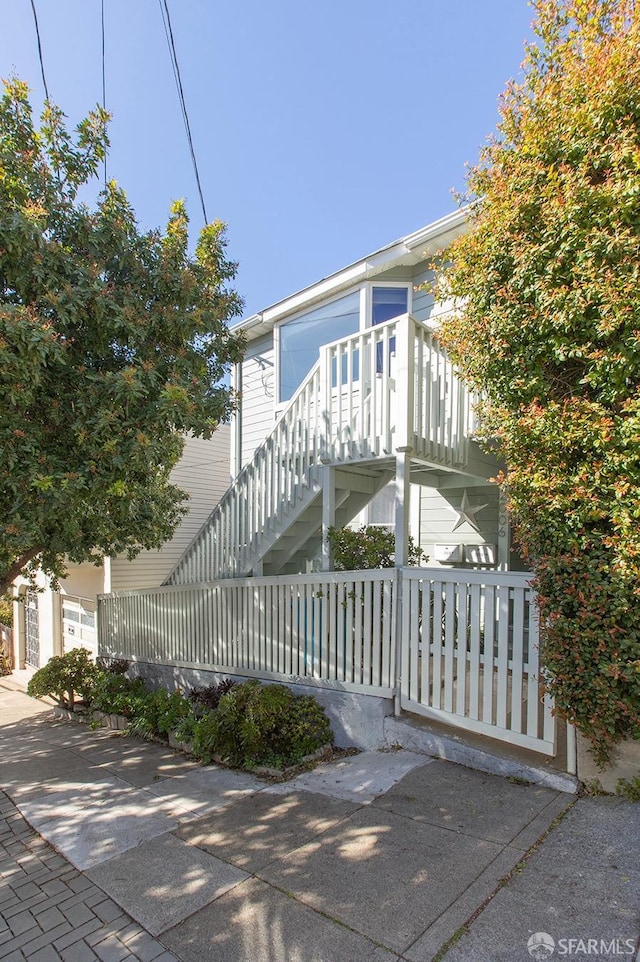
1;683;638;962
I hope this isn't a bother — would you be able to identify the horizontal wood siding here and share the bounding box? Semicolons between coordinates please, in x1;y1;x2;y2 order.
418;485;500;566
110;428;231;591
411;265;437;324
411;264;456;327
240;333;275;467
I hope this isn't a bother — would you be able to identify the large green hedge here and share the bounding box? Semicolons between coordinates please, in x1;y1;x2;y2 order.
438;0;640;762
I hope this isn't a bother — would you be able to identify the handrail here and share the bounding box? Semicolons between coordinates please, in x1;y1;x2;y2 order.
166;315;475;585
167;352;326;584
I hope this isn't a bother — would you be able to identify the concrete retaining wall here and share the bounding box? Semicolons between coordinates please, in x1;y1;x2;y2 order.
126;660;580;793
127;661;393;752
577;733;640;795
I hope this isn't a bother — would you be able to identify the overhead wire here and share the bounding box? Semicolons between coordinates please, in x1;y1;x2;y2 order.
29;0;206;218
101;0;107;188
158;0;209;226
28;0;51;102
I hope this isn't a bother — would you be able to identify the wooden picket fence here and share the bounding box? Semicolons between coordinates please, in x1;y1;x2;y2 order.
98;565;561;758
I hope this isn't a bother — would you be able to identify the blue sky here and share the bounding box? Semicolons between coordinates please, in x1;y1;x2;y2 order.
2;1;535;317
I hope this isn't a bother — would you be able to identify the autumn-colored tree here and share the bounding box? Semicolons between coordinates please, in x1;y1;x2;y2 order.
438;0;640;761
0;80;245;596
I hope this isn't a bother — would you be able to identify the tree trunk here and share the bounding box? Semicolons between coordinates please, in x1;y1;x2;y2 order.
0;549;43;596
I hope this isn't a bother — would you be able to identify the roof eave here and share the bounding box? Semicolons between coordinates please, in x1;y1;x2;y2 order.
235;207;468;341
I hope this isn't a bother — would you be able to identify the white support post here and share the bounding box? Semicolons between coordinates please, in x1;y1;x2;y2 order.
321;463;335;571
497;488;510;570
393;450;411;716
318;343;331;464
392;317;416;713
393;567;402;716
394;450;411;568
393;313;415;566
394;314;415;452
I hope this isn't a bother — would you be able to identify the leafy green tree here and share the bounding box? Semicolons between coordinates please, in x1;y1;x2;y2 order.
0;80;245;595
438;0;640;760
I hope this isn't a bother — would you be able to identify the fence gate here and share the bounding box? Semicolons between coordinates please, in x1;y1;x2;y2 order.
400;568;556;755
25;590;40;669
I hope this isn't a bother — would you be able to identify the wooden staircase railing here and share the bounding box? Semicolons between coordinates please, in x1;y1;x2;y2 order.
166;315;475;585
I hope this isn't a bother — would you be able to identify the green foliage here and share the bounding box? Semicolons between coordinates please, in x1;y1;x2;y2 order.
0;79;245;595
126;687;192;740
615;774;640;802
187;679;236;715
89;672;148;719
436;0;640;760
327;525;425;570
185;680;333;769
27;647;98;709
95;656;130;675
185;711;220;765
0;592;13;626
59;668;332;771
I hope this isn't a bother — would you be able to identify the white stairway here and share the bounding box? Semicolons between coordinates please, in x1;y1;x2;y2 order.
166;314;474;585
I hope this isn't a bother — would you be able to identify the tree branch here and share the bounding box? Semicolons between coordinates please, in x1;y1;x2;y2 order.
0;548;43;597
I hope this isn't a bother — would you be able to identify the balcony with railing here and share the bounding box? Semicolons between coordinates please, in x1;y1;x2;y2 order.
166;314;477;585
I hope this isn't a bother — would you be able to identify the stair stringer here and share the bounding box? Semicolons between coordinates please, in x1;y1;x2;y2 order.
263;465;396;575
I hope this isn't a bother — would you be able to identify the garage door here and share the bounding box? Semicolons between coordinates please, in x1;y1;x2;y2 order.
62;596;97;656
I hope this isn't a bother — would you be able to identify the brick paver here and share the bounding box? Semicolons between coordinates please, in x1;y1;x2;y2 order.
0;792;178;962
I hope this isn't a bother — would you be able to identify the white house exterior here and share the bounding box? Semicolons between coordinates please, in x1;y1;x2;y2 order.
165;210;520;586
18;213;576;778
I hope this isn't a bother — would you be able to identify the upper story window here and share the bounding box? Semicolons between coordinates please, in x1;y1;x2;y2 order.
372;286;408;325
277;284;410;404
279;292;360;402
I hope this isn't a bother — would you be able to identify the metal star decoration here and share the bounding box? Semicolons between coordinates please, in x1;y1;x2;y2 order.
451;490;488;532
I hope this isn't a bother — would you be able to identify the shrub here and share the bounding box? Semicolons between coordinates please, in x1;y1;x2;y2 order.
89;672;148;719
95;656;130;675
435;0;640;761
82;674;332;772
172;711;198;747
285;694;335;758
187;679;333;769
186;711;220;764
126;687;192;740
328;525;425;570
187;679;236;715
27;648;98;709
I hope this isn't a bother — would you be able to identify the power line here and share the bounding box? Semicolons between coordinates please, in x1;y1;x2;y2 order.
101;0;107;188
158;0;209;226
28;0;50;102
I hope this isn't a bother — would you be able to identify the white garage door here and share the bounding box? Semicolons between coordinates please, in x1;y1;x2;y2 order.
62;595;97;656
